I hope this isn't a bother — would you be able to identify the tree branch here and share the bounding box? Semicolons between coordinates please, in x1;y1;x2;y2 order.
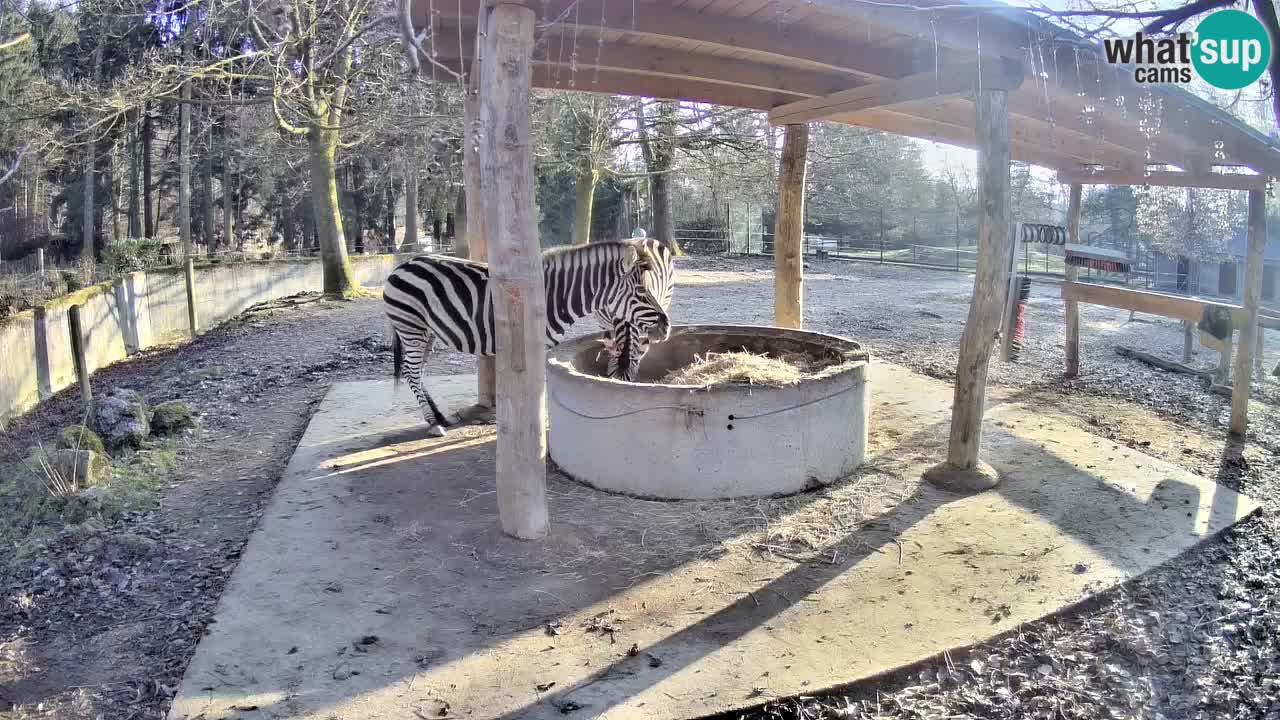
0;143;31;187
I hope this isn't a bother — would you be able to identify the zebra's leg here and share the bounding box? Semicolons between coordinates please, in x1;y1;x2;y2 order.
399;330;453;437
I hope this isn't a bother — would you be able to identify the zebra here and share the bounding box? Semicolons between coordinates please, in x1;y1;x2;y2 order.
384;239;675;436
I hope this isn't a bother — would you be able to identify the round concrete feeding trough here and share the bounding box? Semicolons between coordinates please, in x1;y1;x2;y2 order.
547;325;870;500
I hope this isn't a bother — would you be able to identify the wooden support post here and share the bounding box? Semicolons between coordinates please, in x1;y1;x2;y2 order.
923;87;1012;493
1183;320;1194;363
1255;328;1265;380
68;305;93;411
1219;338;1232;383
773;123;808;329
183;256;198;336
999;223;1022;362
464;58;496;409
479;2;548;539
1064;183;1083;378
1230;189;1266;436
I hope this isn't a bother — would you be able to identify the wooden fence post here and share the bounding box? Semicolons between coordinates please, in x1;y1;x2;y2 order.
924;84;1014;493
773;123;808;330
1064;182;1083;378
68;305;93;411
1183;321;1194;363
183;256;198;336
1230;189;1266;436
479;1;548;540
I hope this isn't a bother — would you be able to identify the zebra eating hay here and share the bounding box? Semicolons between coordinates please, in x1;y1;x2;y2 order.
384;239;675;436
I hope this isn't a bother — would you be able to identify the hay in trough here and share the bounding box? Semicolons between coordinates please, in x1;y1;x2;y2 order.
659;350;838;387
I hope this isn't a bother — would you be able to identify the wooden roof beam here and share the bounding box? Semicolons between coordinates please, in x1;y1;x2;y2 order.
1056;168;1268;191
427;0;932;81
430;23;857;98
1007;90;1217;174
436;56;806;109
768;58;1023;125
844;96;1144;168
829;108;1074;170
1035;42;1280;175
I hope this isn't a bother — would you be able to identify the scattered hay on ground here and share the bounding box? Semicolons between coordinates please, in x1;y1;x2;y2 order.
659;350;839;387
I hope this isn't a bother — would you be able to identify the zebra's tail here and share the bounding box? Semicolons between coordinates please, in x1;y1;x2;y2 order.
392;329;403;389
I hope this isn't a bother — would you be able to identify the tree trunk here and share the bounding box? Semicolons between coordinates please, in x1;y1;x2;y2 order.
109;142;121;244
479;2;547;539
572;156;598;244
81;45;103;262
1230;189;1267;435
223;146;233;249
142;104;155;240
81;150;95;262
385;183;398;250
463;82;492;406
453;188;467;253
201;114;216;251
1064;183;1083;377
924;87;1012;493
128;120;142;239
403;164;419;251
650;170;675;249
308;128;360;296
178;84;193;258
282;204;297;250
773;123;808;329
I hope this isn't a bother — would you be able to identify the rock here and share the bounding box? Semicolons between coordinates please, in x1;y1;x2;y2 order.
56;424;107;456
106;532;157;561
151;400;196;435
94;389;150;449
25;448;111;492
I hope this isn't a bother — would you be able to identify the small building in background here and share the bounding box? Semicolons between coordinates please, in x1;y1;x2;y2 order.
1152;229;1280;308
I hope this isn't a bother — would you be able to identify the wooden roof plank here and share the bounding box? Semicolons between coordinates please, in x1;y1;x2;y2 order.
433;24;853;98
432;0;924;80
769;59;1021;124
1057;169;1268;191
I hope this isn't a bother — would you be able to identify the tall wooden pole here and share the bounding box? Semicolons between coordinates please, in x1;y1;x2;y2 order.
924;87;1013;493
773;123;808;329
1063;183;1083;377
479;2;548;539
1230;189;1266;436
465;58;496;409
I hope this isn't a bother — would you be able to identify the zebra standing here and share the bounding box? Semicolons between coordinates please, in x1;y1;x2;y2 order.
384;239;675;436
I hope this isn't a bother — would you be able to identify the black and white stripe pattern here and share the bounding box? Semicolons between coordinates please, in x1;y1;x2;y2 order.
383;240;674;435
593;239;676;380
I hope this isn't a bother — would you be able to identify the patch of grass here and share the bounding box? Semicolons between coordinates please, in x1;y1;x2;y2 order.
0;438;181;571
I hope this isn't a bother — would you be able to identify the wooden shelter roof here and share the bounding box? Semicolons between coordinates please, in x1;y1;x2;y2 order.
412;0;1280;185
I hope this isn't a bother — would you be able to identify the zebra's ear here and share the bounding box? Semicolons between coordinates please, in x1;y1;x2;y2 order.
621;244;640;272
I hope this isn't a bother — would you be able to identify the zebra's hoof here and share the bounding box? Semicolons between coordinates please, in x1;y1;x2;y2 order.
427;424;448;438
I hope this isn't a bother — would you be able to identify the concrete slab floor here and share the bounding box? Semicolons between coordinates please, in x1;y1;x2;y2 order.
167;366;1259;720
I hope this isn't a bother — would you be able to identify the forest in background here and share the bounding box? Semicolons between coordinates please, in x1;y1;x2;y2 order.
0;0;1278;303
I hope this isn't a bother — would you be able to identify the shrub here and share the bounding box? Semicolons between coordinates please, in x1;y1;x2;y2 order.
60;269;82;292
104;239;165;276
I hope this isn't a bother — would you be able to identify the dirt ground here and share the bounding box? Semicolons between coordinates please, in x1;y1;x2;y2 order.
1;255;1278;720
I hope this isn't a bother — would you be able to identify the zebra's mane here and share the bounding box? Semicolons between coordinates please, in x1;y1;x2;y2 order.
540;240;635;269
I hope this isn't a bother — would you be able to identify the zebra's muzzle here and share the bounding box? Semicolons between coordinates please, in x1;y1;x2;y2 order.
647;319;671;343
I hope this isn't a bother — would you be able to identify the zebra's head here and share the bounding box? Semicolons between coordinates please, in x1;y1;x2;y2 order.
594;239;675;381
618;240;673;343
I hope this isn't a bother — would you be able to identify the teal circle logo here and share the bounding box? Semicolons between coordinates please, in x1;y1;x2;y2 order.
1193;9;1271;90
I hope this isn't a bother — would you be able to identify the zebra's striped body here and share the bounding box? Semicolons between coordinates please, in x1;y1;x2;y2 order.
383;240;674;436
